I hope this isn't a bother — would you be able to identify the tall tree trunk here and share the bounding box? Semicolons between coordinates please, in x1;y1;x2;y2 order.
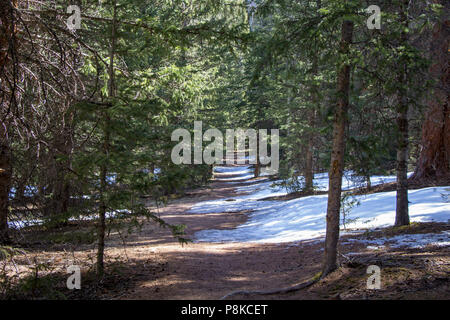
395;0;410;227
322;19;353;276
0;0;18;244
0;139;11;244
366;174;372;191
51;117;73;225
97;0;116;278
304;0;321;193
97;119;109;278
305;53;319;192
410;0;449;184
304;137;314;191
254;136;260;178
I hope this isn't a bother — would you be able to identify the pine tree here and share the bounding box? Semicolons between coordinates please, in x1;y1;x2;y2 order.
322;14;354;277
411;0;449;184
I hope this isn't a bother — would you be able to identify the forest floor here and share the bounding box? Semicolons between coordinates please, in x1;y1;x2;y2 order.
113;169;449;300
3;165;449;300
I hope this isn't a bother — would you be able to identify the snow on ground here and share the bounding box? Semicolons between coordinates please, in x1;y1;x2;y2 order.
215;173;256;182
214;166;252;174
192;165;450;244
312;171;413;191
213;165;256;182
8;210;130;230
7;219;43;230
342;231;450;250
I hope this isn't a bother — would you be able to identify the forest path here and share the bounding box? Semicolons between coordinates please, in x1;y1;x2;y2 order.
110;163;449;300
114;163;325;299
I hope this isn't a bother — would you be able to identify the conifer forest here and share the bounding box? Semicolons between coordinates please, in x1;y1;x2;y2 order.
0;0;449;305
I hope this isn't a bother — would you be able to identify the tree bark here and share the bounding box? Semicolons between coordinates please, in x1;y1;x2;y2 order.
0;0;18;244
305;56;319;192
395;0;410;227
254;135;260;178
0;140;11;244
304;137;314;191
97;121;109;278
51;116;73;225
97;0;116;278
322;19;353;277
410;1;449;184
304;0;321;192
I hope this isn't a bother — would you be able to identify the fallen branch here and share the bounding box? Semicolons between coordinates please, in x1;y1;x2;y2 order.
220;275;320;300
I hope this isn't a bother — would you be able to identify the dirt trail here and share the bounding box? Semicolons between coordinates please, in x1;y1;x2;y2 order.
109;165;321;299
106;165;449;300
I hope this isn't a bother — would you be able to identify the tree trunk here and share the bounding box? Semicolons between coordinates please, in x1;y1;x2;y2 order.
395;0;410;227
304;137;314;191
305;64;319;191
51;113;74;225
0;0;17;244
0;141;11;244
322;19;353;277
97;0;116;278
366;175;371;191
97;123;109;278
254;136;260;178
304;0;321;192
410;0;449;184
396;108;410;226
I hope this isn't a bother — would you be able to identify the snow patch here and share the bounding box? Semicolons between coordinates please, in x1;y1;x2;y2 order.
342;231;450;249
192;166;449;244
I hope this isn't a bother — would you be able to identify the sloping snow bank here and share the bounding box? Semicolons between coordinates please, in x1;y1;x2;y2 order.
193;186;450;244
192;165;442;244
189;167;416;218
